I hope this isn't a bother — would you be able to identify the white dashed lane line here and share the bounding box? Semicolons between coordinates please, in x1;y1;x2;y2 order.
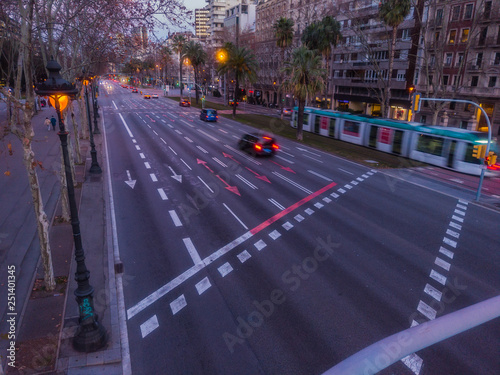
402;198;468;375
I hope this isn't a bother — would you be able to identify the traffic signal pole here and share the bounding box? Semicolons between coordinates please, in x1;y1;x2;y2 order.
413;97;492;201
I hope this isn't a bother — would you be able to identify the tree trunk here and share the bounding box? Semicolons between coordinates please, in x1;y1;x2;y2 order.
79;87;89;140
233;76;238;119
69;102;82;164
296;99;306;141
385;26;398;118
179;56;183;97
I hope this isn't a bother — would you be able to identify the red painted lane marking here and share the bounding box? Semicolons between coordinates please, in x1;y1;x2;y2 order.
245;167;271;183
270;160;295;173
249;181;337;235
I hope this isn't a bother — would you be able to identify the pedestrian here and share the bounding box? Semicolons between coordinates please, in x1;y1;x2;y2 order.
44;117;51;131
50;115;57;131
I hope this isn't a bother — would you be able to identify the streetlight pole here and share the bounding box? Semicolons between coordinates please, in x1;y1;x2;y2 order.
92;79;100;134
35;59;107;352
82;72;102;174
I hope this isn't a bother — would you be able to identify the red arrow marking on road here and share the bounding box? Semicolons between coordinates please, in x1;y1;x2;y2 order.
270;160;295;173
146;115;156;122
197;159;214;173
222;152;241;164
245;167;270;183
216;175;241;196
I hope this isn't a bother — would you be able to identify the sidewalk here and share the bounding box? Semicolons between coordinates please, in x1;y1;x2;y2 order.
3;106;123;375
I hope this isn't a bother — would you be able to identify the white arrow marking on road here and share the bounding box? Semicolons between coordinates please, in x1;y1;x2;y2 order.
168;166;182;182
297;147;321;157
125;170;136;189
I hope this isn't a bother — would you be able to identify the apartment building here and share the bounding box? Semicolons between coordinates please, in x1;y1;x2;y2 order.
195;7;210;40
415;0;500;136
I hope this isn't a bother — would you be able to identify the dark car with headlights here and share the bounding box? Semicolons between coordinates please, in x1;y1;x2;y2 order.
238;133;279;156
179;99;191;107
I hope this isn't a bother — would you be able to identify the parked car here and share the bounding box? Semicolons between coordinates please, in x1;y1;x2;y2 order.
179;99;191;107
282;107;293;116
143;94;151;99
200;108;218;122
229;99;238;106
238;133;279;156
152;94;159;99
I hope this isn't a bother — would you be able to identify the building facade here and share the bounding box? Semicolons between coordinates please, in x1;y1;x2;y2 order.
195;7;210;40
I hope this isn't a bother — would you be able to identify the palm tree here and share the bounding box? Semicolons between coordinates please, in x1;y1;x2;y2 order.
159;46;173;86
218;46;258;119
273;17;294;119
302;16;341;109
379;0;411;118
281;46;325;141
172;34;186;96
183;40;207;104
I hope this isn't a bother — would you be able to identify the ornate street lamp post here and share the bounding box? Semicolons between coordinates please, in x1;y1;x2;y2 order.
35;58;107;352
91;78;100;135
81;71;102;174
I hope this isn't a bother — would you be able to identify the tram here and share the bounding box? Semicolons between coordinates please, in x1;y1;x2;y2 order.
291;107;498;176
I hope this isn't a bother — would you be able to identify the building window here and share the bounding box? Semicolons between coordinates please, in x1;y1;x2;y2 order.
464;3;474;19
488;76;497;87
450;102;456;110
461;28;469;43
460;121;468;129
479;27;487;45
445;53;453;66
484;2;492;19
436;9;443;26
448;30;457;44
456;53;464;67
434;31;440;43
497;28;500;44
429;75;433;85
451;5;460;21
421;115;427;124
453;75;460;86
471;76;479;87
442;75;449;85
476;52;483;67
494;52;500;65
402;29;410;40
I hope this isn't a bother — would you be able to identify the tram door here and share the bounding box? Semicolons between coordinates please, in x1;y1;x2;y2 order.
369;126;378;148
393;130;403;155
447;140;456;168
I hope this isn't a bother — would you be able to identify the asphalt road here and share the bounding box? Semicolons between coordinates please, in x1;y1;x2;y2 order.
100;81;499;375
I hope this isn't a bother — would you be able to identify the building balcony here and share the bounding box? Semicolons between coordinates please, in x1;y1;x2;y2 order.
333;78;407;90
458;86;500;97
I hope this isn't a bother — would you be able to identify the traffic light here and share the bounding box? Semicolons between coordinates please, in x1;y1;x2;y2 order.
472;144;486;159
485;151;497;166
412;92;421;113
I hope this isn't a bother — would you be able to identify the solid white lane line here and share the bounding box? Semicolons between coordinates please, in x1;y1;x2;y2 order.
254;240;267;251
218;262;233;277
272;172;312;194
183;238;202;265
118;113;134;137
140;315;159;338
417;300;437;320
339;168;354;175
435;257;451;271
170;295;187;315
223;203;248;229
237;250;251;263
236;175;258;189
198;176;214;193
169;210;182;227
430;269;447;285
308;170;332;181
268;198;285;210
195;277;211;295
181;159;192;170
150;174;158;182
157;188;168;200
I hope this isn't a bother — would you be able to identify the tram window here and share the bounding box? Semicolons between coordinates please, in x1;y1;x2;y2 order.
463;143;481;164
329;119;336;138
343;120;360;136
314;116;321;133
416;134;444;156
303;113;310;127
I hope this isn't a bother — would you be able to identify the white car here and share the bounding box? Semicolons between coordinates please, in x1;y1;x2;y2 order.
152;94;159;99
